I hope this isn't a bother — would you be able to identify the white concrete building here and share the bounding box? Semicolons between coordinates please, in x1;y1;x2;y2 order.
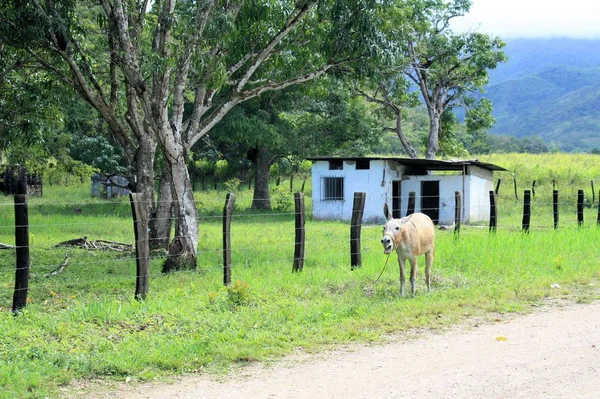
309;157;505;224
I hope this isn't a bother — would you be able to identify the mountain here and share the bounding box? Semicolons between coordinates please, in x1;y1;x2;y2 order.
483;38;600;151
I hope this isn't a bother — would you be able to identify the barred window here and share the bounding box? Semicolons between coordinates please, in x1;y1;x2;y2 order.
322;177;344;201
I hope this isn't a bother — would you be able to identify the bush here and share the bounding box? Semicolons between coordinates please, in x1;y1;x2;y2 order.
224;178;241;193
227;280;251;307
270;185;292;211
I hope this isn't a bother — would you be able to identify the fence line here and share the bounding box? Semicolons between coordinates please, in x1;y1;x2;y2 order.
2;185;600;309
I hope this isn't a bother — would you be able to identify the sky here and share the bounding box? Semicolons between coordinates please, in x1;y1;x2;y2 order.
451;0;600;39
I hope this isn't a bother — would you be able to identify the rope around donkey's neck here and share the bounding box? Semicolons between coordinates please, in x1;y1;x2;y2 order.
369;252;392;285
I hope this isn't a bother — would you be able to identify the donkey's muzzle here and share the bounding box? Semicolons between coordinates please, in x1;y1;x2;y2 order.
381;235;394;254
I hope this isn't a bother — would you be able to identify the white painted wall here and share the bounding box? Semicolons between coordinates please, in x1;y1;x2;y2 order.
311;159;403;222
311;160;495;224
466;174;493;223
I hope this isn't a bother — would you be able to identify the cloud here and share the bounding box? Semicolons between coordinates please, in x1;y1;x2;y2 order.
451;0;600;38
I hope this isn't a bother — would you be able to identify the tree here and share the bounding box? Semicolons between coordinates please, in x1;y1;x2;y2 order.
404;0;506;159
352;0;504;159
0;44;98;181
204;78;382;209
1;0;388;271
356;77;421;158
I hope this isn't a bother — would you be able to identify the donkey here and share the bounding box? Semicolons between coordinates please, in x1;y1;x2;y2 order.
381;204;435;296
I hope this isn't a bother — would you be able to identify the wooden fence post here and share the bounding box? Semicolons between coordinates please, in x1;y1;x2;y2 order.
513;177;518;200
12;167;30;313
289;174;294;192
531;180;536;198
129;193;149;300
293;192;305;272
553;190;559;229
350;192;366;270
222;193;236;285
489;190;497;233
577;190;584;226
597;190;600;226
591;181;595;204
494;179;501;195
406;192;416;216
522;190;531;233
454;191;461;237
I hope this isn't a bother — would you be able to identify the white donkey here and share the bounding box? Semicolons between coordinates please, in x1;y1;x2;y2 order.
381;204;435;296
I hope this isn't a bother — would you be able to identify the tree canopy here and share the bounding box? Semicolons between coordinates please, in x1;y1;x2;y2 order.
0;0;505;271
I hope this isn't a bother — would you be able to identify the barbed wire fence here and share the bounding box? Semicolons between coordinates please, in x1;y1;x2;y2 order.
1;172;600;313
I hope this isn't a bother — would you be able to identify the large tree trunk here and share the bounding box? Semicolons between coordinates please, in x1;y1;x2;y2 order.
132;136;156;219
251;146;272;210
394;110;418;159
149;168;173;250
160;133;199;273
425;109;441;159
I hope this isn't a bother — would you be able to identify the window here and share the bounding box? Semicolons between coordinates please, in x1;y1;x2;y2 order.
356;159;370;170
321;177;344;201
329;160;343;170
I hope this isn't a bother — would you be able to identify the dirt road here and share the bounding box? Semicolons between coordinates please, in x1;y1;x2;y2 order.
90;301;600;399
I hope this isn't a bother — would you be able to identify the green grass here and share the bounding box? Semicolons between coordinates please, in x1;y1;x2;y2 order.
0;155;599;398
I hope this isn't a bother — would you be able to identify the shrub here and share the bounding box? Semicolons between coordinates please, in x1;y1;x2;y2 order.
227;280;251;306
224;178;241;193
270;185;292;211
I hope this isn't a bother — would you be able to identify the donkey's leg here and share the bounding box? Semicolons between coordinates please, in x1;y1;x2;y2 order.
409;257;418;296
398;256;406;296
425;250;433;292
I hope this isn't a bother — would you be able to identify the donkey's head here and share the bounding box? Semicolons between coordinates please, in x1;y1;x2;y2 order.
381;203;404;255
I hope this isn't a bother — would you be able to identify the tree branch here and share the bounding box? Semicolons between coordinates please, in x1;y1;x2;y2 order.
187;62;333;150
24;48;75;87
235;2;316;93
173;0;216;134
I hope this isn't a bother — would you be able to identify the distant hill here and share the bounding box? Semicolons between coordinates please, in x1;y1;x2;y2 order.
484;38;600;151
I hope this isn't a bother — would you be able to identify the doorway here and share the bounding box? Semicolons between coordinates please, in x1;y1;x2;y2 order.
421;181;439;224
392;180;401;218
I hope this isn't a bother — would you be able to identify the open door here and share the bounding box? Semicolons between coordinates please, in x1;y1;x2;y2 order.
392;180;401;218
421;181;439;224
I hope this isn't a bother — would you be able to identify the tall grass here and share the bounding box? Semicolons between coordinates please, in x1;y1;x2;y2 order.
0;153;599;398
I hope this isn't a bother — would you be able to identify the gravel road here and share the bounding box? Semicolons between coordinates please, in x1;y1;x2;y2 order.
88;301;600;399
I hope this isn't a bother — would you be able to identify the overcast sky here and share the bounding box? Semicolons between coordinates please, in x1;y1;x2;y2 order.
451;0;600;39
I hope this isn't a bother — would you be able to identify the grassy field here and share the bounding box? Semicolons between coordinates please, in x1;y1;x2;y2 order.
0;153;599;398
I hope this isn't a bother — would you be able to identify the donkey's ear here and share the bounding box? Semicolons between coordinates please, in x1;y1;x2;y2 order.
383;203;392;221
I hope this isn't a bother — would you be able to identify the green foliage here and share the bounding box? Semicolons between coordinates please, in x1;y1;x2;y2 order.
270;185;293;211
224;178;241;193
437;110;469;158
226;280;252;307
483;39;600;151
479;153;600;187
69;134;127;175
299;160;312;175
215;160;230;180
0;166;599;397
485;135;550;154
194;160;215;177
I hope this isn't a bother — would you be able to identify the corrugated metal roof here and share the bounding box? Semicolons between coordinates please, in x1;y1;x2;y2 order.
306;156;506;171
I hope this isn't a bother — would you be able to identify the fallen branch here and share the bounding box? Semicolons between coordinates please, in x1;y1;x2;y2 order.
93;239;134;251
55;236;89;248
54;237;133;251
44;253;71;278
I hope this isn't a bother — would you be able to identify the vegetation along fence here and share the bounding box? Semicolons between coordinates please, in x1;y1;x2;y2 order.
0;167;43;196
1;172;600;311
